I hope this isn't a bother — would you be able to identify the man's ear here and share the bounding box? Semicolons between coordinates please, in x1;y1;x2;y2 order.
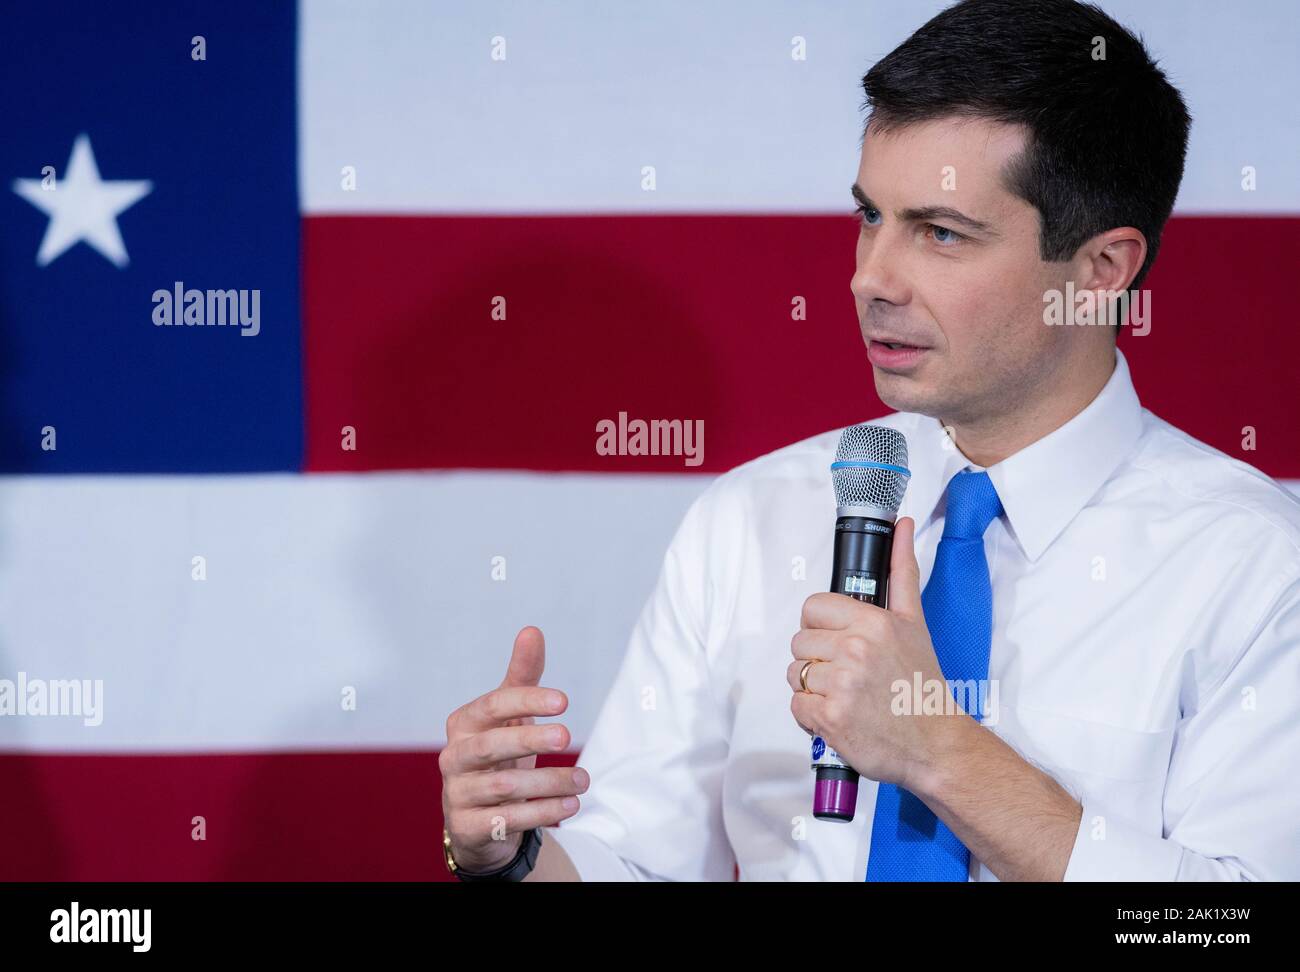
1083;227;1147;294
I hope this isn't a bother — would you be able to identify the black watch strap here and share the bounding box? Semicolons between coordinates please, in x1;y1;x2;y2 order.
453;827;542;882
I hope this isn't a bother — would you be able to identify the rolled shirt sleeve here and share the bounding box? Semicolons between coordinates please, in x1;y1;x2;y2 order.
546;479;736;881
1064;570;1300;881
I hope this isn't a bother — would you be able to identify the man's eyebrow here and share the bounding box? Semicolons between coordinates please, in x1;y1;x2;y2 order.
850;183;999;238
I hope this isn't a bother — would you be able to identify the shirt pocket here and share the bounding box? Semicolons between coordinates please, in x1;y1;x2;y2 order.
994;703;1175;786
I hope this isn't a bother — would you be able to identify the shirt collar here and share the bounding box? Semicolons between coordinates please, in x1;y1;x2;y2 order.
900;346;1144;563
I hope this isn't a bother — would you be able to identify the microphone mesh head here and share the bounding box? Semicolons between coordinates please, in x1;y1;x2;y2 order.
831;424;910;513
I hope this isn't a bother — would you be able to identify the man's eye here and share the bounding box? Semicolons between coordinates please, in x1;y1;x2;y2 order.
854;204;881;226
927;223;965;246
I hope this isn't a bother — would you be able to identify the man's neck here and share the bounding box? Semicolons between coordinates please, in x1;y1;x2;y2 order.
939;347;1116;468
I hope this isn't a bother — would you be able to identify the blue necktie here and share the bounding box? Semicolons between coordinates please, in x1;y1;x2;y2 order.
865;469;1003;881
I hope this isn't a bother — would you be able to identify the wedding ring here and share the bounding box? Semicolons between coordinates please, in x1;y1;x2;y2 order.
799;659;818;693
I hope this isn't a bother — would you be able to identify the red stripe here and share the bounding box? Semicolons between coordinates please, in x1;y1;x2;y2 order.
0;751;573;881
302;214;1300;477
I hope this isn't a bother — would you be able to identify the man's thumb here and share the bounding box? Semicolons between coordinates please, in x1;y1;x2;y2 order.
887;516;923;618
502;625;546;688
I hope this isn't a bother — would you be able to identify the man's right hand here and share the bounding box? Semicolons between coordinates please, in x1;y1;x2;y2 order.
440;625;589;874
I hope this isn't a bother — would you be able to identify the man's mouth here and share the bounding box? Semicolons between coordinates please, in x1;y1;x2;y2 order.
869;338;927;350
867;339;929;369
865;329;928;347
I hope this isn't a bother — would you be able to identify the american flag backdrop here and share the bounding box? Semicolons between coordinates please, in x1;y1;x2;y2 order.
0;0;1297;880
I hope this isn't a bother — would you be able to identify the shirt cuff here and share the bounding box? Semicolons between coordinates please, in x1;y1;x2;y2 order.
1062;797;1184;881
543;825;641;882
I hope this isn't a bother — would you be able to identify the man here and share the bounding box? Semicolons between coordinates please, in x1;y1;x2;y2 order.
439;0;1300;881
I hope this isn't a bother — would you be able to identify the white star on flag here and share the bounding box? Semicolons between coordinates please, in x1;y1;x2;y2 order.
12;133;153;268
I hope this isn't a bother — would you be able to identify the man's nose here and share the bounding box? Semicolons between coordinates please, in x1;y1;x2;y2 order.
850;230;910;307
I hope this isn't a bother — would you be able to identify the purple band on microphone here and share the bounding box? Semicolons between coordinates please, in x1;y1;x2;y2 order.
813;776;859;820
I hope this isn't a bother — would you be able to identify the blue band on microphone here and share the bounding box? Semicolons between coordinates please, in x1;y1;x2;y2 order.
830;460;911;477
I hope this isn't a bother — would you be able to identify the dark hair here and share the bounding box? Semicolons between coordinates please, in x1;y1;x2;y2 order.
861;0;1191;294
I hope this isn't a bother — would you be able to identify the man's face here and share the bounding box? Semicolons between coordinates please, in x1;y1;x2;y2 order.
851;116;1071;426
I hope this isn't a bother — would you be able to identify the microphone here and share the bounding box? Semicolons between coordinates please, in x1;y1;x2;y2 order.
810;423;911;822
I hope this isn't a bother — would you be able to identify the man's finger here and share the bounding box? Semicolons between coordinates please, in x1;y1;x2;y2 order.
443;722;571;774
789;626;840;662
460;796;581;840
449;764;590;810
500;625;546;690
790;691;824;739
453;684;567;736
800;590;878;631
786;657;833;696
886;516;923;619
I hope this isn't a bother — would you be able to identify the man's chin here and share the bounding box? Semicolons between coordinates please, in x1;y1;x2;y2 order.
873;372;939;417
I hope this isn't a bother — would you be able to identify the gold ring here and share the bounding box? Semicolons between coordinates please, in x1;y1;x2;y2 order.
799;659;818;693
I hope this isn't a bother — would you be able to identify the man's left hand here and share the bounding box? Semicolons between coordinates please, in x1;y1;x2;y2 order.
787;515;968;794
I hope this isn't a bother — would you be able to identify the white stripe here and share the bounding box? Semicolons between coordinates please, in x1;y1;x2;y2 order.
5;471;1298;752
299;0;1300;215
0;472;707;751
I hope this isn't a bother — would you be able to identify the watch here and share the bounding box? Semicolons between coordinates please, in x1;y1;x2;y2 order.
444;826;542;882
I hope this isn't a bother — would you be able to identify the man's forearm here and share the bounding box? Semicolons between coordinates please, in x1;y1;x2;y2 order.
910;715;1083;881
522;828;582;881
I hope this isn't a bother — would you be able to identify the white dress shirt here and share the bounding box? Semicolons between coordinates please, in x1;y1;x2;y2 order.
546;347;1300;881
